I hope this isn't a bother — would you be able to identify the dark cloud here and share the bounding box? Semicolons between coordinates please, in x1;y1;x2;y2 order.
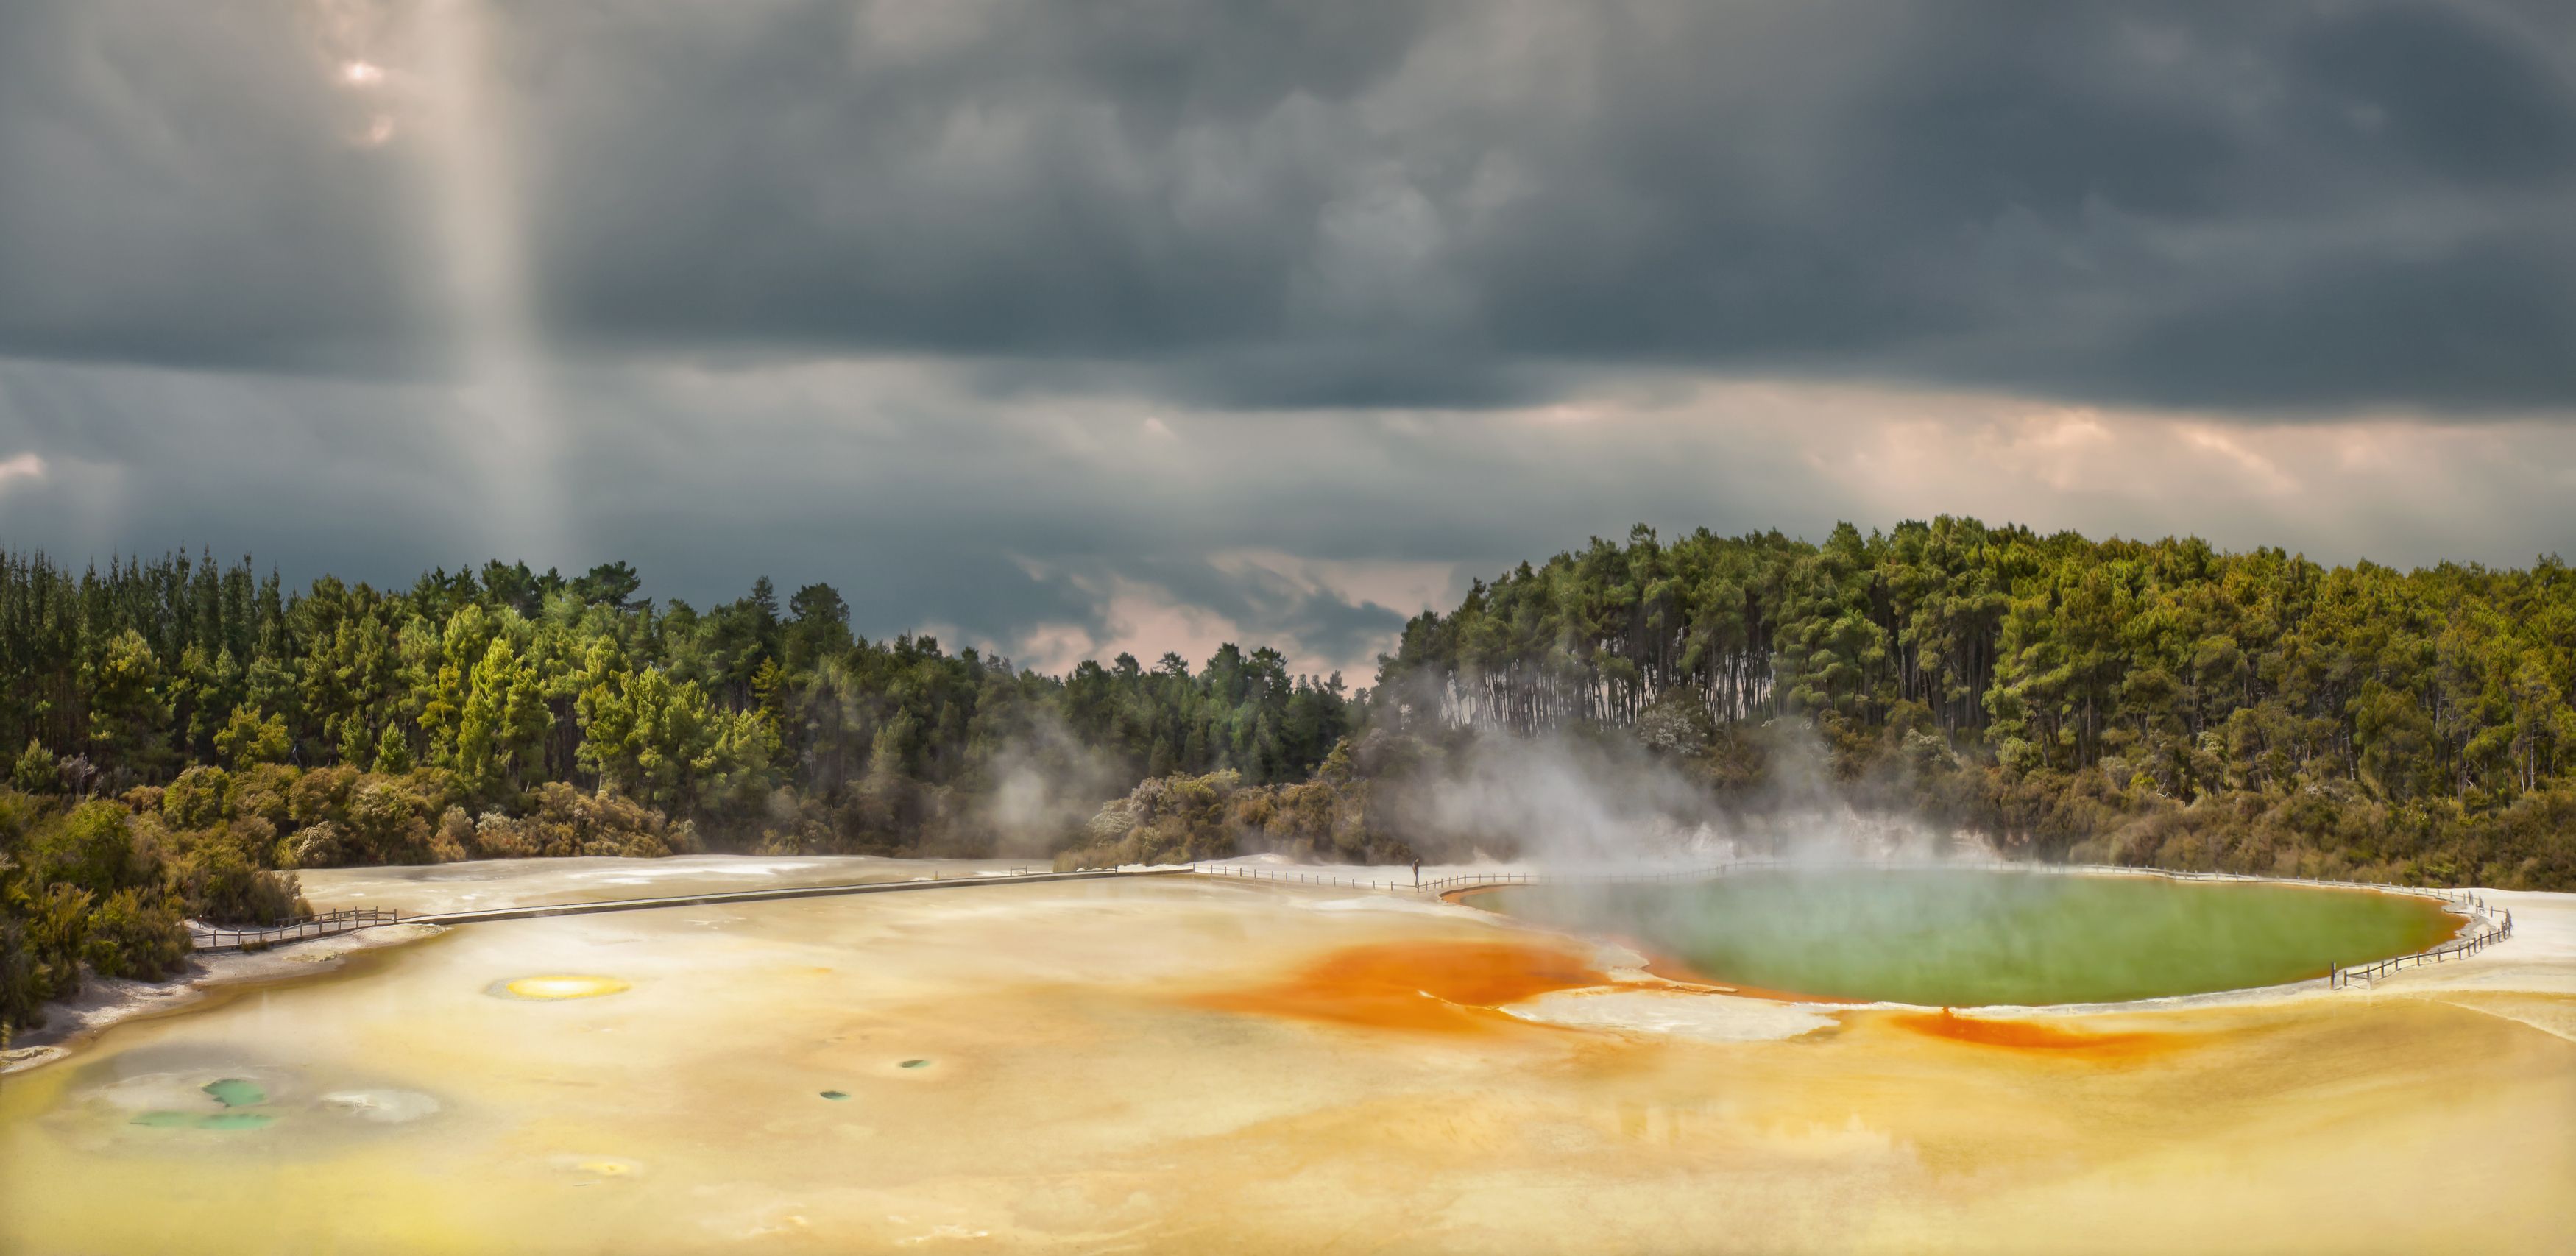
2293;2;2576;187
0;0;434;375
1117;554;1407;678
2;1;2574;678
0;0;2569;411
12;353;2572;681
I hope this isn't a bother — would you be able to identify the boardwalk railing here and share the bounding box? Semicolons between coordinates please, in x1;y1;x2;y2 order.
920;866;1036;881
2331;904;2515;988
1420;857;2495;909
403;866;1186;927
194;907;401;951
2045;862;2487;911
1195;864;1415;892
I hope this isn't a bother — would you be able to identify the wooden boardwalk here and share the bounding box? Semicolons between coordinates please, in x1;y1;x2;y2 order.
193;866;1193;950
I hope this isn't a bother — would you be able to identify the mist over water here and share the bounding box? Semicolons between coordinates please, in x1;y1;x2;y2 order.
1372;726;2463;1008
1365;723;1970;870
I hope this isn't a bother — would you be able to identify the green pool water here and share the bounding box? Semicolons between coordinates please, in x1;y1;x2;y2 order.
199;1079;266;1108
1476;868;2462;1007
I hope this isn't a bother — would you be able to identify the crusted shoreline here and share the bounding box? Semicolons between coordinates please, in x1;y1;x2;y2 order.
0;922;447;1076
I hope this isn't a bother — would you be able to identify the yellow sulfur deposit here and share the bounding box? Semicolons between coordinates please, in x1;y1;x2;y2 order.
493;974;632;1001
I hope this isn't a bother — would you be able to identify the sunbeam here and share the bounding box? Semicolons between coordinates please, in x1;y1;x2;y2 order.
415;0;565;565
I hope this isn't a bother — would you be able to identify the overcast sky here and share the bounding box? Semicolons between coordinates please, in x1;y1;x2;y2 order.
2;0;2572;679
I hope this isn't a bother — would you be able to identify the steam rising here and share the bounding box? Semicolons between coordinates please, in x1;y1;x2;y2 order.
975;712;1131;859
1373;724;1973;872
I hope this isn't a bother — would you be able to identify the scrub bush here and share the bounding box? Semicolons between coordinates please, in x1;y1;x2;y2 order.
81;888;188;981
167;840;304;926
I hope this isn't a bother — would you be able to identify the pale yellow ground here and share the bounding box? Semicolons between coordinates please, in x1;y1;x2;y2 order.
0;873;2569;1255
294;853;1047;916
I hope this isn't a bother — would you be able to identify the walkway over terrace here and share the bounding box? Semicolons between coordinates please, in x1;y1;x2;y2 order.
193;859;2516;999
192;866;1192;950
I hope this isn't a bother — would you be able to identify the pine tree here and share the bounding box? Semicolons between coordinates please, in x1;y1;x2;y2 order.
372;724;414;774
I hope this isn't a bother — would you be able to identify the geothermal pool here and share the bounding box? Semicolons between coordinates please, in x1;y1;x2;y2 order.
1;870;2569;1254
1473;868;2462;1006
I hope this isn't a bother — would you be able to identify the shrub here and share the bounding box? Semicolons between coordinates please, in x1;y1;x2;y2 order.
286;820;349;869
473;811;532;858
347;781;432;864
167;840;304;926
11;741;57;795
431;806;475;863
225;762;300;831
288;766;359;827
163;765;232;829
0;788;43;846
82;887;189;981
226;815;280;868
493;782;697;859
4;881;94;1016
35;801;158;898
213;706;291;770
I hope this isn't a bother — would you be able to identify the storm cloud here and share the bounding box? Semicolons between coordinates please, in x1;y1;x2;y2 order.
0;1;2570;677
4;0;2572;409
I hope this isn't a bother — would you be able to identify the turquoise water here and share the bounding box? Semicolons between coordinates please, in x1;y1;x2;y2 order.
200;1079;266;1107
1479;868;2461;1006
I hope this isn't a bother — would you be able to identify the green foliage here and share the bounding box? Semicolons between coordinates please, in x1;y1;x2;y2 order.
577;664;726;814
289;766;358;828
1;878;93;1034
166;837;304;926
1353;519;2576;888
35;802;158;899
470;782;701;860
2;530;2568;904
0;783;299;1040
213;706;290;770
346;780;434;865
163;766;231;830
11;741;57;794
372;725;415;774
225;763;297;831
80;887;188;981
85;630;170;773
0;547;1356;860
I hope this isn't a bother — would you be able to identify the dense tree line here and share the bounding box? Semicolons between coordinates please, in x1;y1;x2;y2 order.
0;549;1354;835
10;521;2575;1040
1367;520;2574;798
1348;519;2576;887
1075;519;2575;889
0;548;1354;1042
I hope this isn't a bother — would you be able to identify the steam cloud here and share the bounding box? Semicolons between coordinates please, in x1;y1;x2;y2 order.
1360;720;1984;872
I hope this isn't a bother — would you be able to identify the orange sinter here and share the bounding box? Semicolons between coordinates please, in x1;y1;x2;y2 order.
1189;939;1610;1034
1889;1009;2190;1060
